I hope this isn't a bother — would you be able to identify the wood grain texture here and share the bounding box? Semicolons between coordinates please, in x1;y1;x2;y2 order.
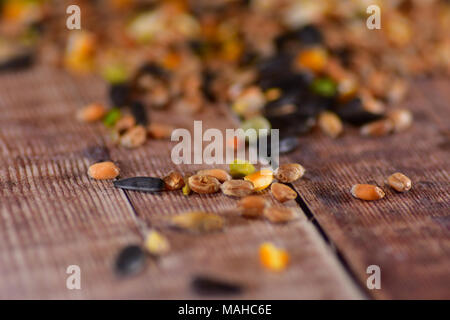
0;67;363;299
289;78;450;299
113;114;363;299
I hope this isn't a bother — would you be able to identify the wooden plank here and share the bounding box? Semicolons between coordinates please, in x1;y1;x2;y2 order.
116;110;363;299
289;78;450;299
0;67;363;299
0;67;144;299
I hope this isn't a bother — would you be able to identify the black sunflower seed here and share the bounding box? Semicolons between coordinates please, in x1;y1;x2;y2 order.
334;97;383;126
268;114;316;136
296;24;323;45
109;82;130;108
113;177;165;192
201;70;216;102
83;145;110;164
263;135;299;157
0;51;34;72
115;245;146;277
279;136;300;154
136;62;167;79
130;101;149;125
191;275;243;296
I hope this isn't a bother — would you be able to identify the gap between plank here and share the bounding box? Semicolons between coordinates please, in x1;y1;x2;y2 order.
290;183;372;299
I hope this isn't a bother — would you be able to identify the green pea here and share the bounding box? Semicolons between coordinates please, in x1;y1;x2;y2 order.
311;77;337;97
229;159;256;178
103;108;121;127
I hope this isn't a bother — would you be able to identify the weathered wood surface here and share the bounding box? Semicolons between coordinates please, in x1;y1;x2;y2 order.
0;66;448;299
290;78;450;299
0;67;363;299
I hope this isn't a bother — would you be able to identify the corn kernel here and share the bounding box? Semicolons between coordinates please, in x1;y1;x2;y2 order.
144;230;170;255
244;169;273;191
259;242;290;272
295;47;328;73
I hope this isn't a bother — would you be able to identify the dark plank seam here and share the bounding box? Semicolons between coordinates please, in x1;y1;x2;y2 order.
291;183;372;299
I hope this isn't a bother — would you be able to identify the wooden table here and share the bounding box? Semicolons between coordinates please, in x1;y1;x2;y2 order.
0;66;448;299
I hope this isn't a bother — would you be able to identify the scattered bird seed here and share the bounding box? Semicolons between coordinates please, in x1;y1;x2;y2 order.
197;169;231;183
278;136;299;154
188;175;221;194
115;114;136;134
318;111;343;138
191;275;242;296
120;125;147;148
77;103;107;123
274;163;305;183
221;179;255;197
264;206;300;223
163;171;185;191
109;82;130;107
244;169;273;191
115;244;147;277
113;177;165;192
144;230;170;256
170;211;224;233
388;109;413;132
130;101;149;125
0;49;33;71
148;122;175;139
88;161;120;180
387;172;412;192
229;159;256;178
335;97;383;126
103;108;121;127
351;184;385;201
360;118;394;137
271;183;297;203
237;196;267;219
182;175;192;196
259;242;290;272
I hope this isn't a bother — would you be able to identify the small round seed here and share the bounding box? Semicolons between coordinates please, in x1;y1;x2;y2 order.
271;183;297;203
244;169;273;191
188;175;221;194
318;111;343;138
360;119;394;137
274;163;305;183
263;206;300;223
88;161;120;180
197;169;231;183
115;114;136;134
237;196;267;219
114;245;146;277
351;184;385;201
163;171;185;191
387;172;412;192
144;230;170;256
120;125;147;148
148;123;175;139
77;103;106;123
221;179;254;197
387;109;413;132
